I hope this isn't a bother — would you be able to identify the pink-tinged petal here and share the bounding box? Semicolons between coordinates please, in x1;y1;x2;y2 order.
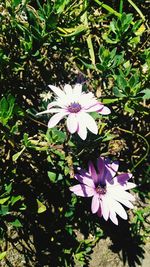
70;184;94;197
66;113;78;134
48;85;66;98
84;103;103;112
97;157;105;184
88;161;99;185
48;112;67;128
37;108;63;115
98;106;111;115
77;115;87;140
91;194;100;213
76;168;92;179
101;195;110;221
109;210;118;225
81;113;98;135
97;206;102;217
110;199;127;220
75;174;95;188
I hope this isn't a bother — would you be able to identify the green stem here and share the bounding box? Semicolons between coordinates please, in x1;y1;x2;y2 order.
127;0;145;21
119;0;124;14
93;0;121;18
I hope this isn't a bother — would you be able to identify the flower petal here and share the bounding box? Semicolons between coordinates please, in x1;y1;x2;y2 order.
91;194;100;213
48;112;67;128
75;174;95;188
85;103;103;112
98;106;111;115
101;195;110;221
109;210;118;225
73;83;83;101
110;199;127;220
70;184;94;197
64;84;73;95
78;112;98;135
97;157;105;184
66;113;78;134
37;108;63;115
77;115;87;140
48;85;66;98
88;161;99;185
115;173;132;185
97;206;102;217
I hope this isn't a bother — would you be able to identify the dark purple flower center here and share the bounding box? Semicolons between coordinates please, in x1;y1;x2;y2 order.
68;102;81;113
96;185;106;195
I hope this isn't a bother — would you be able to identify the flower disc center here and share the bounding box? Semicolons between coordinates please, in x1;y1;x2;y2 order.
96;185;106;195
68;102;81;113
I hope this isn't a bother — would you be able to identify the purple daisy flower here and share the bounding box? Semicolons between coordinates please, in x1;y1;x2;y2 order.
70;157;136;225
37;84;110;140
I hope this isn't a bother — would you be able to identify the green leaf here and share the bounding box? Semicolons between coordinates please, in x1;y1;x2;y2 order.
140;89;150;100
11;219;23;227
48;171;57;183
0;251;7;261
0;197;10;205
37;199;47;214
57;25;87;37
12;147;25;161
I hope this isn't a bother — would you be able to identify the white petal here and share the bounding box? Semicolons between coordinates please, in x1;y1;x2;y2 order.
110;199;127;220
73;84;82;101
48;85;66;98
48;112;67;128
101;195;110;221
91;194;100;213
77;115;87;140
109;210;118;225
66;113;78;134
36;108;63;115
77;112;98;136
64;84;73;95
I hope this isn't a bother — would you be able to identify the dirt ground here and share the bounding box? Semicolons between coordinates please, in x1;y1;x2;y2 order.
1;234;150;267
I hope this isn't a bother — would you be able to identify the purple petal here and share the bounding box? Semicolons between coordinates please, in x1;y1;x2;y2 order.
97;207;102;217
91;194;100;213
75;174;95;188
48;112;67;128
88;161;99;185
97;157;105;184
115;173;132;185
66;113;78;134
69;184;94;197
105;159;119;178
